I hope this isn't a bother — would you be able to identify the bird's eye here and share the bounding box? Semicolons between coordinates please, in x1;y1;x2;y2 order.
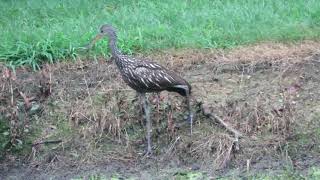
100;30;104;33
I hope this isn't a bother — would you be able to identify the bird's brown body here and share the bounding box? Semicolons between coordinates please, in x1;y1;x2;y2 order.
114;54;191;96
88;24;193;155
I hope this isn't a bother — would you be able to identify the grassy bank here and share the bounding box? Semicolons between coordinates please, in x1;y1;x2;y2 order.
1;42;320;179
1;0;320;69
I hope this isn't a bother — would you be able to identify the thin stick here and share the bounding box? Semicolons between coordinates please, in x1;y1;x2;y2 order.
32;140;62;147
19;91;31;109
83;74;97;122
220;140;234;168
10;79;14;106
163;136;181;157
202;104;243;138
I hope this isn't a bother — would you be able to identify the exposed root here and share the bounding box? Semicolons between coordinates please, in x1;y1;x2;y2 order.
201;102;243;138
200;102;242;152
32;140;62;147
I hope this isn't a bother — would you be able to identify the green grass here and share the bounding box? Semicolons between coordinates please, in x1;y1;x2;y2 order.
1;0;320;69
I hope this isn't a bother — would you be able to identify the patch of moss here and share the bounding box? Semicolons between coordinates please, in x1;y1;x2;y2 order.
238;167;320;180
309;167;320;179
0;115;42;158
174;171;207;180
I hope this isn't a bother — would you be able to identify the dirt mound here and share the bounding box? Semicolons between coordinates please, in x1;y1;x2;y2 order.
1;41;320;179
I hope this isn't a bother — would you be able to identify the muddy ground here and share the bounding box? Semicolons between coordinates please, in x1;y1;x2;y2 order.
1;41;320;179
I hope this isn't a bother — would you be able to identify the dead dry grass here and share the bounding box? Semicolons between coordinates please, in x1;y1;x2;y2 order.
145;40;320;65
1;41;320;176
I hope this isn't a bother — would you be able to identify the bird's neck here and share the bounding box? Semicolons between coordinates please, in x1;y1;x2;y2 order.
108;37;128;70
108;38;121;57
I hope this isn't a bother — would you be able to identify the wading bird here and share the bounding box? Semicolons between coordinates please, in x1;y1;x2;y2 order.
87;24;193;155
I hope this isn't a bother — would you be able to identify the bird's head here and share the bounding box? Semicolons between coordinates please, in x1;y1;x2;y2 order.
86;24;117;49
99;24;117;38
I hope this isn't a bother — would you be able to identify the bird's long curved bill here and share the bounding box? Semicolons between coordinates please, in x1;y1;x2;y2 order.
85;33;104;49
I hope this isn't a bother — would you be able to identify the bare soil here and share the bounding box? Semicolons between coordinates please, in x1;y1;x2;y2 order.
1;41;320;179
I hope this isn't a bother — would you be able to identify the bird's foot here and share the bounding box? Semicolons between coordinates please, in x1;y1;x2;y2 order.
143;148;153;158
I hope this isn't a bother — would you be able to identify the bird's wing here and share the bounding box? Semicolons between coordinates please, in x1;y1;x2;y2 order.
134;58;165;70
130;62;190;92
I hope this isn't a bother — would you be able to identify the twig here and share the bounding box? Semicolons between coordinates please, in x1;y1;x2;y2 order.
220;140;234;168
83;74;97;122
9;78;14;106
32;140;62;147
19;91;31;109
48;65;52;94
160;136;181;162
164;136;181;156
201;103;243;138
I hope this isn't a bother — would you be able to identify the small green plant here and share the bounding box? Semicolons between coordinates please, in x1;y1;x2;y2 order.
174;171;207;180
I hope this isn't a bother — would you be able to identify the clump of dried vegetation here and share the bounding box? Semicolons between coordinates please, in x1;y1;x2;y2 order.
1;42;320;174
0;64;51;158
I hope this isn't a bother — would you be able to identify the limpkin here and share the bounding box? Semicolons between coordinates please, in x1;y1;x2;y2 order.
87;24;193;155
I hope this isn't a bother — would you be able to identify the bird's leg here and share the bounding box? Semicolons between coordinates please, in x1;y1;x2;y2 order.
142;93;152;155
134;93;144;127
167;95;173;135
137;93;143;113
156;93;161;134
173;85;193;135
186;90;193;135
157;93;161;135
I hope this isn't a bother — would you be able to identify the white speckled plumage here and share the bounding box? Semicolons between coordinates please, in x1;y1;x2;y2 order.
89;24;193;155
112;54;191;96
